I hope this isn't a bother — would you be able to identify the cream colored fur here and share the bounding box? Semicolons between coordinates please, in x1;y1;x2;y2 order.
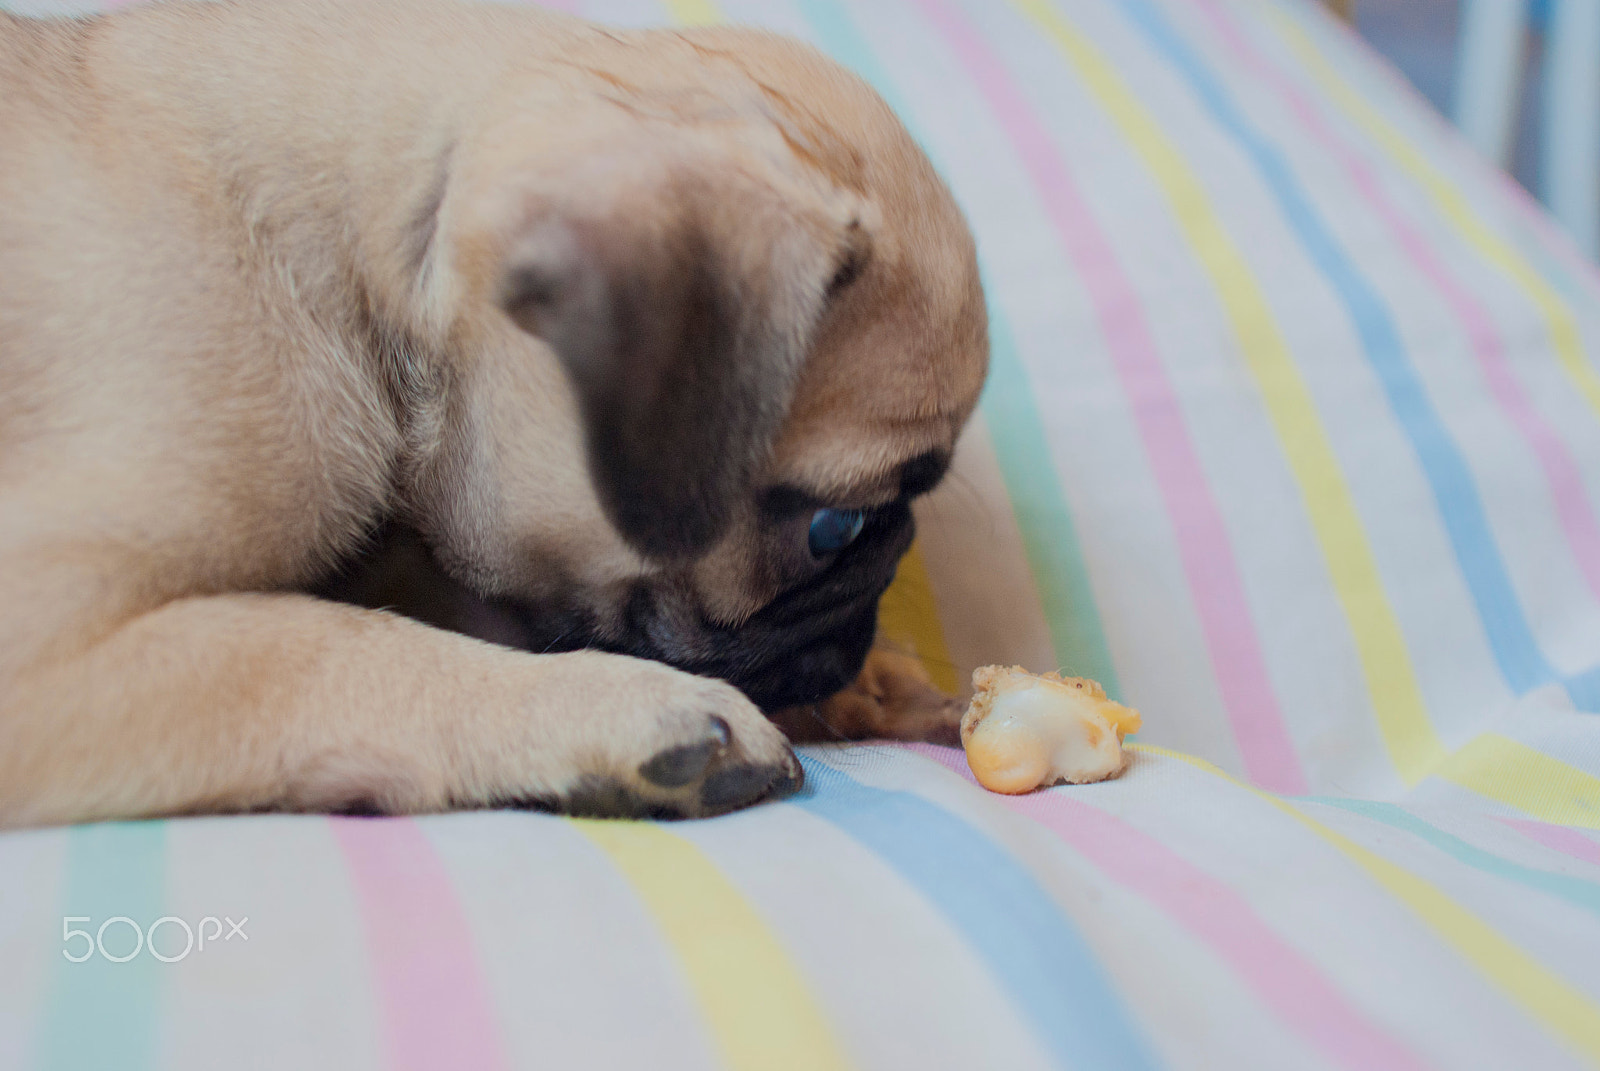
0;0;987;826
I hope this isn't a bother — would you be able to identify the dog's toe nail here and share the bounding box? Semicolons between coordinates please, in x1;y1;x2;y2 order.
700;763;777;811
771;752;804;799
639;734;724;789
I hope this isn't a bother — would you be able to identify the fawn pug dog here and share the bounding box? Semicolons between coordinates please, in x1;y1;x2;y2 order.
0;0;987;827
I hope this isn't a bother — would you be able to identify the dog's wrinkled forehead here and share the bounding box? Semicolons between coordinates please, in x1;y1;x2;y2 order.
442;22;986;575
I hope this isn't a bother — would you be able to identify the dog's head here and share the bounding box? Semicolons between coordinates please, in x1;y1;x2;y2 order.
394;25;986;709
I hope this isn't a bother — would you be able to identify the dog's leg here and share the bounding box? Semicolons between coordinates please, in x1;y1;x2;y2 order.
1;593;799;827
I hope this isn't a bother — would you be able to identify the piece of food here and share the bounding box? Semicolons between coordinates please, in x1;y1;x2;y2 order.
960;666;1142;794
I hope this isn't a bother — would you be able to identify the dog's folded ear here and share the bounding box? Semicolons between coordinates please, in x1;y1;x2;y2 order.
499;173;846;561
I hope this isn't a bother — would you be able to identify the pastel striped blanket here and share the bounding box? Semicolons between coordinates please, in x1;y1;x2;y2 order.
4;0;1600;1068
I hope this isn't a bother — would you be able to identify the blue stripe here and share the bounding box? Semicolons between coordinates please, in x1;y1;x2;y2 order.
794;0;1123;694
1310;798;1600;919
1107;0;1600;711
793;755;1161;1070
36;821;167;1071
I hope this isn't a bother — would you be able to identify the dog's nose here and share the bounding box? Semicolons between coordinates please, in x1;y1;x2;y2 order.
735;597;880;710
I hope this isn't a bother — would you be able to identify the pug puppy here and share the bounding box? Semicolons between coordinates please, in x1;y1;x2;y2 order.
0;0;987;827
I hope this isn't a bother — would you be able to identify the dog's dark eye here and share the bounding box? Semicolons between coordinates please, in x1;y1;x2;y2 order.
808;508;866;558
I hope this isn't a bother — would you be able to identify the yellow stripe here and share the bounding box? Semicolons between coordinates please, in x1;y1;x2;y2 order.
876;542;963;695
1265;7;1600;420
1131;744;1600;1061
1434;734;1600;829
665;0;721;26
1012;0;1443;782
574;820;852;1071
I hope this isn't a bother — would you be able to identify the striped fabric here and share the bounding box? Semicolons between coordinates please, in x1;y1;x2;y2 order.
5;0;1600;1067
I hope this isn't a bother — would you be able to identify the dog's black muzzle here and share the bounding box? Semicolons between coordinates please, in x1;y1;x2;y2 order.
609;500;916;710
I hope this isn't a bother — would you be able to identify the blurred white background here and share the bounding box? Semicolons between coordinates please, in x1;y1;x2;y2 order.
1348;0;1598;259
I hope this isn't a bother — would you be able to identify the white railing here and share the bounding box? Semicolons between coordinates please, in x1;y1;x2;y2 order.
1454;0;1599;258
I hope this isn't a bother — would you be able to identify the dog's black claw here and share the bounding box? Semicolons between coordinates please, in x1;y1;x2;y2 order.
638;716;731;788
771;752;804;799
700;755;798;812
700;765;771;811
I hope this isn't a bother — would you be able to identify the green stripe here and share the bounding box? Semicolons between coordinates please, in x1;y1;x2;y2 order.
982;318;1122;690
37;821;167;1071
794;0;1121;693
1310;798;1600;919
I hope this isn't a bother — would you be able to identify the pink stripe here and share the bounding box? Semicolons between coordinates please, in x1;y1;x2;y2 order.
1194;0;1600;607
914;0;1305;791
1496;817;1600;869
906;744;1429;1071
330;818;509;1071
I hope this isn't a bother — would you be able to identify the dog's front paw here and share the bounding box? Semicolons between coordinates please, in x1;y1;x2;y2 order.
295;649;801;820
477;653;802;820
562;680;804;819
